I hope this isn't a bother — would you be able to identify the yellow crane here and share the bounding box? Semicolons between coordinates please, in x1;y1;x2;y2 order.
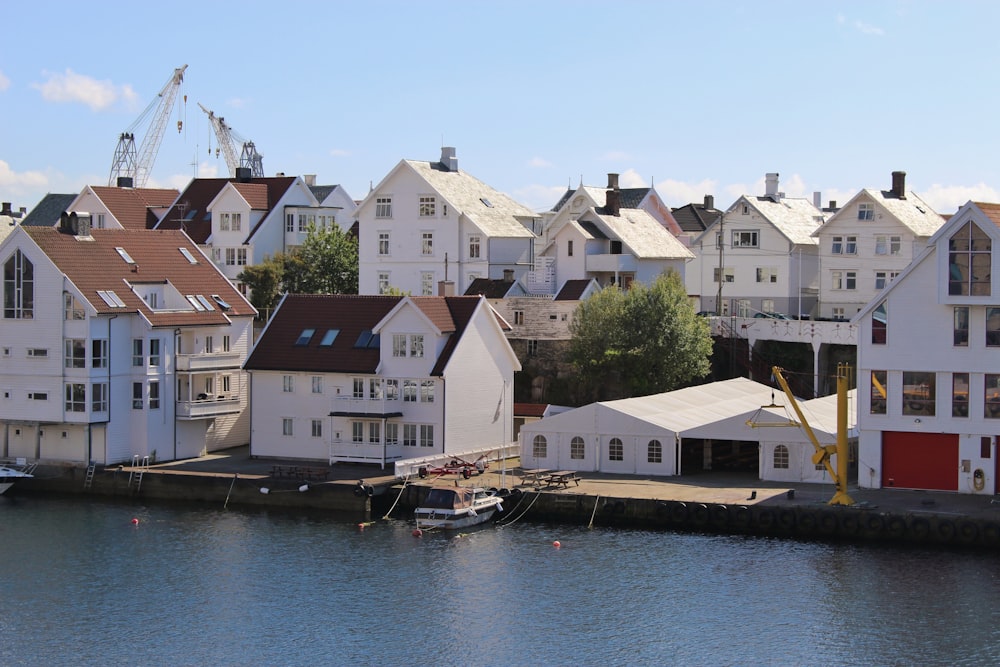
762;365;855;506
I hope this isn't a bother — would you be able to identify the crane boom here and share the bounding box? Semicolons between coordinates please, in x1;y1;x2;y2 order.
108;64;188;188
198;103;264;178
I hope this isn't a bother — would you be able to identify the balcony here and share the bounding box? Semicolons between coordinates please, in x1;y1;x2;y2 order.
176;351;243;371
330;396;404;419
176;395;242;419
328;439;403;466
585;253;637;273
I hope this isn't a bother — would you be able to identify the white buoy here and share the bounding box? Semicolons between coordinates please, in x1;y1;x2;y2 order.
260;487;270;494
298;484;309;493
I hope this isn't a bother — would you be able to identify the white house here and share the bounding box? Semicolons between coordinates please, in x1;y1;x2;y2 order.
518;377;854;484
356;147;540;297
243;293;521;467
155;175;355;292
855;200;1000;495
687;173;826;318
0;220;256;465
813;171;944;320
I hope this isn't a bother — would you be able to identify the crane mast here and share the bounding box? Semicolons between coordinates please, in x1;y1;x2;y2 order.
108;64;188;188
198;103;264;178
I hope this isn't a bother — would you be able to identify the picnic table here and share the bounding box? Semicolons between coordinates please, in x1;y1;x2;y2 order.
544;470;581;488
521;468;551;487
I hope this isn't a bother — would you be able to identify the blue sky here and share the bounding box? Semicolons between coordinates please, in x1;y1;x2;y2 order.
3;1;1000;215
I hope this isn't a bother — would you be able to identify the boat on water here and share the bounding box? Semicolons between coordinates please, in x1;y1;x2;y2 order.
414;486;505;530
0;464;34;495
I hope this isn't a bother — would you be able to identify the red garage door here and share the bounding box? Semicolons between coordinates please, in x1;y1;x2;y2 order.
882;431;958;491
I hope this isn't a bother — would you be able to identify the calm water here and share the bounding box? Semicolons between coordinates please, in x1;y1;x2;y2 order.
1;494;999;667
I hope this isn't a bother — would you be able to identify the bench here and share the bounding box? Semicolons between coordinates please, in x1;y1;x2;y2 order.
521;468;551;487
544;471;581;488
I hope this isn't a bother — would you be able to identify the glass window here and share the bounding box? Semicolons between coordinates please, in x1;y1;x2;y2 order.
570;436;585;460
949;221;992;296
732;230;758;248
403;380;417;402
65;383;85;412
419;196;436;217
149;381;160;409
312;419;322;438
469;235;481;259
92;339;108;369
845;236;857;254
532;435;547;459
385;379;399;401
953;373;969;417
988;308;1000;347
774;444;789;469
871;371;887;414
831;236;843;254
954;307;969;346
91;383;108;413
872;302;887;344
421;232;434;255
902;371;935;416
295;329;314;346
132;382;143;410
132;339;143;366
64;293;85;320
420;424;433;447
353;378;365;399
369;378;382;400
378;273;390;295
987;375;1000;418
410;335;424;358
393;335;407;357
3;249;33;319
858;202;874;220
647;439;662;464
282;375;294;393
312;376;323;394
513;311;524;325
375;197;392;218
403;424;417;447
421;272;433;296
64;339;86;368
351;422;363;443
385;423;398;445
756;267;777;283
283;418;294;436
378;231;390;256
148;339;161;366
608;437;624;461
890;236;901;255
420;380;434;403
369;422;381;444
875;235;887;255
527;339;538;356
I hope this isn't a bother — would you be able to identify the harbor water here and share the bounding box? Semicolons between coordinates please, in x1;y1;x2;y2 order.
2;494;999;667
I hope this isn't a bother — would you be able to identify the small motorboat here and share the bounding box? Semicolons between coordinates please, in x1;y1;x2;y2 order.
0;464;33;495
414;486;504;531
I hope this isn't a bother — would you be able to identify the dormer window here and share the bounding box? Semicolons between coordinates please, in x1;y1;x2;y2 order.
858;202;875;220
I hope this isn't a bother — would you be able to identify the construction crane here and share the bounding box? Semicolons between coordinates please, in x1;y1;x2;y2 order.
108;64;188;188
749;365;855;506
198;103;264;178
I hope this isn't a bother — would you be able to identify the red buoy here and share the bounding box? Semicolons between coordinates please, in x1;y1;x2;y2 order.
131;518;139;525
553;540;561;548
412;528;423;537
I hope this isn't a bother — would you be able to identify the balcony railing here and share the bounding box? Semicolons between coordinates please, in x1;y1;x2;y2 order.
176;395;242;419
176;351;243;371
330;395;404;418
585;253;637;273
328;439;403;466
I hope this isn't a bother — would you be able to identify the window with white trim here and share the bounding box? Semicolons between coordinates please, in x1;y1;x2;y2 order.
375;196;392;218
421;232;434;256
385;423;398;446
845;236;857;254
377;272;390;295
648;439;662;464
312;419;323;438
65;339;86;369
571;436;585;460
3;249;33;319
369;422;380;444
132;382;143;409
713;267;735;283
64;293;85;320
608;437;624;461
532;434;547;459
91;382;108;412
858;202;874;220
419;196;436;217
756;267;778;284
774;445;789;469
421;272;433;296
831;236;843;254
403;380;417;402
149;381;160;409
282;375;294;393
469;235;481;259
312;376;323;394
420;424;433;447
148;339;161;367
283;418;294;436
403;423;417;447
420;380;434;403
65;383;85;412
378;231;390;256
513;310;524;325
132;339;143;367
353;378;365;399
732;230;759;248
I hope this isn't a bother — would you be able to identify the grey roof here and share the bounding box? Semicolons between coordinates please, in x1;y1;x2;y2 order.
20;193;77;227
405;160;537;238
672;202;722;233
743;196;825;246
584;208;694;259
860;188;944;236
308;184;339;203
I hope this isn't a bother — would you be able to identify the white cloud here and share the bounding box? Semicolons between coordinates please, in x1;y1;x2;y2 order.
618;169;648;188
855;21;884;36
918;183;1000;215
528;157;551;168
329;148;351;157
655;177;719;206
0;70;9;92
227;97;249;109
0;159;49;192
513;183;569;213
600;150;630;161
31;69;134;111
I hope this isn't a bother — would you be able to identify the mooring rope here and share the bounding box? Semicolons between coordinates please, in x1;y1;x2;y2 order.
587;495;601;529
497;490;541;527
382;474;410;520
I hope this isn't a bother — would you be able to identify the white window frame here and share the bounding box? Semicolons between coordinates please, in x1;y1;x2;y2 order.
421;232;434;256
378;231;390;256
732;230;759;248
469;235;481;259
858;202;875;220
419;195;436;217
375;196;392;219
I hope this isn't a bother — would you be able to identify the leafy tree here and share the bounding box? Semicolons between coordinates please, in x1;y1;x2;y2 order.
292;223;358;295
568;271;712;401
237;253;286;315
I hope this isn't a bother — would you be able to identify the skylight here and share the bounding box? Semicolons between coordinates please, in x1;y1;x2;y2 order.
196;295;215;310
354;330;373;348
96;290;126;308
295;329;315;346
115;247;136;264
367;333;380;349
184;209;198;220
211;294;232;311
186;295;206;311
179;247;198;264
480;197;493;208
319;329;339;346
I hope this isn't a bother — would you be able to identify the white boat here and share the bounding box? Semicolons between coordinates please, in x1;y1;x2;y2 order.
0;464;33;495
414;486;504;531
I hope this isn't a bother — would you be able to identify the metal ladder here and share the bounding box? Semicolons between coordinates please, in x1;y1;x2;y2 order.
128;455;149;494
83;461;96;490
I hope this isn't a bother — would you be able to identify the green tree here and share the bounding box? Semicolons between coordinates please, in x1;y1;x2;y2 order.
568;271;712;401
292;223;358;294
237;253;286;316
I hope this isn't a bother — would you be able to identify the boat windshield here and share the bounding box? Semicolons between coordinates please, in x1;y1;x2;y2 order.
421;488;473;509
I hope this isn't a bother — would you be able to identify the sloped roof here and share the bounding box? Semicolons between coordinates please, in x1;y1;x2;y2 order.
230;182;270;210
24;227;254;326
404;160;537;238
554;279;595;301
244;294;491;376
88;186;179;230
862;188;944;236
580;185;651;210
20;194;79;227
672;201;722;233
585;208;694;259
156;176;298;244
465;277;518;298
745;196;825;245
971;201;1000;228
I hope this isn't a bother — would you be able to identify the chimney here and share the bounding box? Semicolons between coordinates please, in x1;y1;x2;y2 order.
828;200;837;211
503;269;514;282
304;174;316;187
813;192;821;208
0;202;11;216
703;194;714;210
116;176;134;188
440;147;458;172
235;167;252;182
607;173;620;190
437;280;455;296
765;173;780;200
606;189;620;216
19;207;26;216
891;171;907;199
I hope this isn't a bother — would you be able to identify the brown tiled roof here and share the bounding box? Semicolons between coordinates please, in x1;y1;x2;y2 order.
244;294;490;376
24;227;254;326
155;176;297;244
514;403;548;418
231;182;270;209
973;202;1000;227
90;186;179;230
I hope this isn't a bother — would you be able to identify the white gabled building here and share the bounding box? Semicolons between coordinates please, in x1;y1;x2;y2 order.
244;293;520;468
356;147;540;297
855;201;1000;495
62;184;180;231
814;171;944;321
687;173;826;318
0;221;256;465
518;377;854;484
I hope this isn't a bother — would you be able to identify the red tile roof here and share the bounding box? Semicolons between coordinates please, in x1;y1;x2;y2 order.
245;294;491;376
24;227;254;327
89;186;179;230
155;176;297;244
514;403;549;418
